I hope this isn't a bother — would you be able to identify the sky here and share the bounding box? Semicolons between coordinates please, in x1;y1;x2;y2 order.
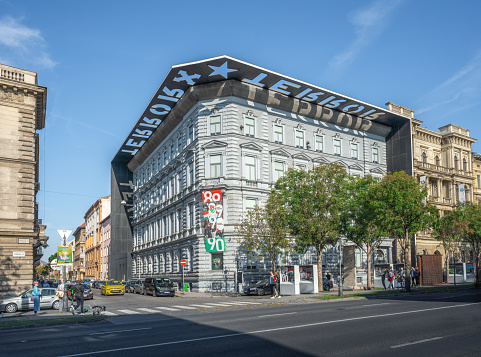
1;0;480;260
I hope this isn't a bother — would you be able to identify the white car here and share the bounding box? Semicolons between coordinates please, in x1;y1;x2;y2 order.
0;288;60;313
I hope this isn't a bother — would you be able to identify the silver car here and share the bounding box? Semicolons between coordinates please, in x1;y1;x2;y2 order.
0;287;60;313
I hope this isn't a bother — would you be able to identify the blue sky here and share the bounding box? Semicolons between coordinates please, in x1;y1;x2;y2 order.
1;0;480;260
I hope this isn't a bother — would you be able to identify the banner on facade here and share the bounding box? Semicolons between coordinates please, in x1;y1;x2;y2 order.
202;189;225;252
420;176;427;204
459;183;465;203
57;246;73;264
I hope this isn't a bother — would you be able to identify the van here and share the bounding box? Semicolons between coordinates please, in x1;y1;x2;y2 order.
144;277;175;297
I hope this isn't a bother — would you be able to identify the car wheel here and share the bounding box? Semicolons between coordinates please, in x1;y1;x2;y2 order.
257;289;265;296
5;303;18;313
52;300;59;310
170;293;175;297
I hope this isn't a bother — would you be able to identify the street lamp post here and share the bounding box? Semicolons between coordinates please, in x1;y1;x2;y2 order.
338;240;343;297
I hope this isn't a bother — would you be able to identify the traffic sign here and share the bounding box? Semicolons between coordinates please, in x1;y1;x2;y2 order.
180;259;187;266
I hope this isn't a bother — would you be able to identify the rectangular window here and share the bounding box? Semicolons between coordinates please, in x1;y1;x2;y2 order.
245;117;255;137
188;202;195;228
245;156;256;180
170;144;175;159
188;124;194;143
210;154;222;178
315;135;323;152
274;125;283;143
211;253;223;270
334;139;341;156
177;137;182;153
245;198;257;211
210;115;221;135
477;175;480;189
188;162;194;186
372;147;379;163
274;161;284;181
295;131;304;148
350;143;358;159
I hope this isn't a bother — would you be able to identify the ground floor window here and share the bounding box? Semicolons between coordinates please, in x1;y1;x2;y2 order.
211;253;223;270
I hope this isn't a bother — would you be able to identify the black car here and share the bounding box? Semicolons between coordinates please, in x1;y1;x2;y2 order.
124;281;135;293
144;277;175;297
244;278;274;296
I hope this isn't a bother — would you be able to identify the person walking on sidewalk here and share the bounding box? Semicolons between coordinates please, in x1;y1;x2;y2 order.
274;271;281;298
56;279;65;313
31;280;42;315
387;269;394;289
71;279;85;315
410;267;416;288
381;269;387;290
269;271;277;299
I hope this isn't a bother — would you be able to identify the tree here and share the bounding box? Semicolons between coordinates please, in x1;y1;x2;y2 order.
461;203;481;284
373;171;437;267
433;207;464;283
271;163;351;290
340;175;387;289
48;252;57;263
235;195;290;274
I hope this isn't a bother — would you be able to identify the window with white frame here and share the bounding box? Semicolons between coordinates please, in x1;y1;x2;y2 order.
295;130;304;148
170;144;175;159
315;135;323;152
188;162;194;186
210;115;221;135
372;147;379;163
210;154;222;178
274;125;283;143
245;156;256;180
274;161;285;181
350;143;358;159
188;124;194;143
187;202;195;228
177;136;182;153
245;117;255;137
245;198;257;211
334;139;341;156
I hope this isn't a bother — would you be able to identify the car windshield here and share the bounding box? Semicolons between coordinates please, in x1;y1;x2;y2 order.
83;284;90;289
107;280;121;285
155;278;171;284
255;279;269;285
18;289;32;297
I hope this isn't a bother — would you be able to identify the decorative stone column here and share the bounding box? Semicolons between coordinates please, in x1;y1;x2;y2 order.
343;245;357;289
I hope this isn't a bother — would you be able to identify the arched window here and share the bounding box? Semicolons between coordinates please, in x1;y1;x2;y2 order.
454;156;458;169
422;152;427;163
463;158;467;171
435;155;440;166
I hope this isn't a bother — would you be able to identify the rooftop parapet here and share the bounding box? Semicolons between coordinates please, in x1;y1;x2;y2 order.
0;63;37;84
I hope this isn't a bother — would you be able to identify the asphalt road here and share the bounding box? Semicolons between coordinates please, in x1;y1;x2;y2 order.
3;289;481;356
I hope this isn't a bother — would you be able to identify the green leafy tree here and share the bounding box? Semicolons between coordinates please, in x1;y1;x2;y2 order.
433;208;464;283
373;171;437;267
460;203;481;283
340;175;387;289
235;195;290;274
271;163;350;289
48;252;57;263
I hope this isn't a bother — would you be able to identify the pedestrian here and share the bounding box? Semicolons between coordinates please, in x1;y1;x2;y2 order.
397;269;404;289
326;271;331;281
31;280;42;315
269;271;276;299
56;279;65;313
387;269;394;289
42;280;50;288
415;267;420;286
71;279;85;315
410;267;416;288
274;271;281;298
381;269;387;290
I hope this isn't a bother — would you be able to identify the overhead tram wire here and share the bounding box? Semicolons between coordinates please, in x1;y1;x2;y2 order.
38;189;101;199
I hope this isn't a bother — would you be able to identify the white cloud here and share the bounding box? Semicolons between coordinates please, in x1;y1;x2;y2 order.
328;0;403;72
0;16;56;69
417;50;481;115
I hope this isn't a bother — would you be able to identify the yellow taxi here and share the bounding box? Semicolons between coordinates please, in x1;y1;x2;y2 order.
100;280;125;296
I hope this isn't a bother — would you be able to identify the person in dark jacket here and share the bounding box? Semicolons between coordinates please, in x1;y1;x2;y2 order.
71;279;85;315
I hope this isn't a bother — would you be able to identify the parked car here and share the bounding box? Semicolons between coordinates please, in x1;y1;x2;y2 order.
100;280;125;296
244;278;274;296
124;281;135;293
0;288;59;313
93;281;104;289
144;277;175;297
66;283;94;300
134;279;145;295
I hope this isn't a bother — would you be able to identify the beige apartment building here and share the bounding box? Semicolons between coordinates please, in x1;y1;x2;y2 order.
0;64;48;296
473;152;481;204
73;223;86;280
85;196;110;280
387;103;477;267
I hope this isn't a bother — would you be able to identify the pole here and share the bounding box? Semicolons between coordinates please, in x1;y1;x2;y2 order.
338;241;343;297
62;234;68;312
181;264;184;295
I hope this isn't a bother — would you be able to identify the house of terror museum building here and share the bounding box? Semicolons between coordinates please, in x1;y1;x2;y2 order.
110;56;413;291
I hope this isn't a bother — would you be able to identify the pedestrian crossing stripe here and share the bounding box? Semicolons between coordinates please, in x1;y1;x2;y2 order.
235;301;262;305
216;302;249;306
202;303;233;307
117;309;142;314
154;306;180;311
171;305;197;310
100;311;118;316
189;304;215;308
137;308;160;313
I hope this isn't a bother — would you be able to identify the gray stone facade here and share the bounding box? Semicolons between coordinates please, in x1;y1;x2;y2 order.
0;64;47;297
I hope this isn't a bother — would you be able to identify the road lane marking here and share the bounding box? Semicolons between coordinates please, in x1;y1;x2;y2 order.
361;303;391;307
154;307;180;311
258;312;297;318
117;309;141;314
100;311;118;316
236;301;262;305
137;308;160;313
59;302;481;357
189;304;215;308
89;328;151;336
391;336;443;348
203;303;233;307
172;305;197;310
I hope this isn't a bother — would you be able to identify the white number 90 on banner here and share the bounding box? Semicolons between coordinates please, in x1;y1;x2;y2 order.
205;237;225;252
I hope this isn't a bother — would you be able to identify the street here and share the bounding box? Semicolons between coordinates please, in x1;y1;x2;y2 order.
2;289;481;356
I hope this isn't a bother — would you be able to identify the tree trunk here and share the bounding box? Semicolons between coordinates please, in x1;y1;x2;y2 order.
366;250;372;289
444;250;449;284
317;248;323;292
403;231;411;268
